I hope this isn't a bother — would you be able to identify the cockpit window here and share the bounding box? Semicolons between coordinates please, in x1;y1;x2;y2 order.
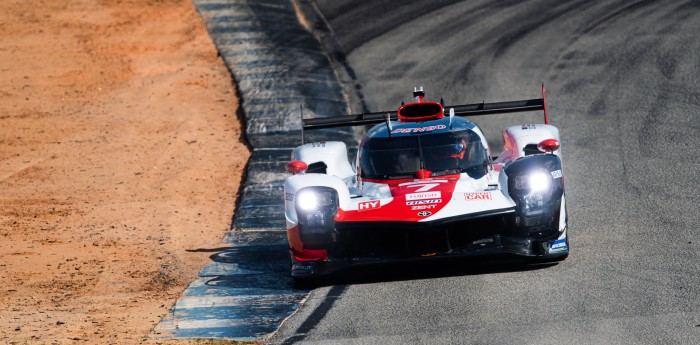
360;129;489;179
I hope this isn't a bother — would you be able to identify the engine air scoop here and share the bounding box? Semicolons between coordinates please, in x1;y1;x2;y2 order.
398;102;444;122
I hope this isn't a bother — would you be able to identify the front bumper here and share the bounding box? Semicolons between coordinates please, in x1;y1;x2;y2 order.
291;223;569;278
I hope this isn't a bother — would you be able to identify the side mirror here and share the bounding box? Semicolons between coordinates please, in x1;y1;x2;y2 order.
286;160;308;174
537;139;560;153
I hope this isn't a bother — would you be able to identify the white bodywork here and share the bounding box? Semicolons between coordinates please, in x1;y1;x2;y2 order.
494;124;561;163
284;123;563;227
291;141;354;181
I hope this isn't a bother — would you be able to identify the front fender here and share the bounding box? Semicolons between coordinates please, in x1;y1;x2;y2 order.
504;154;564;231
284;173;351;226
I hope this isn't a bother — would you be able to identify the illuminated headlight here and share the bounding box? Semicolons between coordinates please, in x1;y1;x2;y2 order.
528;171;550;193
295;187;339;249
512;170;552;218
297;190;318;211
514;171;551;193
296;189;336;211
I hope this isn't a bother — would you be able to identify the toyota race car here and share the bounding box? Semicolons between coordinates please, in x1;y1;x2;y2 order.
284;85;569;280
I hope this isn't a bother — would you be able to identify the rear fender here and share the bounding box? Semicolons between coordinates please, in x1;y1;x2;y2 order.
495;124;562;163
291;141;354;180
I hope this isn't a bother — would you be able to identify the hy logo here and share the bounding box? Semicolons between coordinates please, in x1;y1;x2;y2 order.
358;200;380;211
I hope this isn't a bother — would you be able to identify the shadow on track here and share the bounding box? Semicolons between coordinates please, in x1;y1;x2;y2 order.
296;255;559;289
195;239;559;291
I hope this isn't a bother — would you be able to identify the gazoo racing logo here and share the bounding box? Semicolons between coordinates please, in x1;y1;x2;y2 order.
406;199;442;205
407;199;442;211
358;200;381;212
464;192;492;201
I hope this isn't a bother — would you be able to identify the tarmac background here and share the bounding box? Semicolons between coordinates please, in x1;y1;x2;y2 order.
269;0;700;344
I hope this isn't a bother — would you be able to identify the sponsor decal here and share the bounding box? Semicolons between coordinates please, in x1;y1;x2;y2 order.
311;142;326;147
464;192;492;200
551;169;562;179
392;124;446;134
417;211;432;217
406;191;441;201
406;199;441;205
411;204;437;211
548;238;568;253
521;124;536;130
405;183;440;192
285;193;294;201
551;242;566;249
358;200;381;211
473;237;494;245
292;262;314;274
399;180;447;186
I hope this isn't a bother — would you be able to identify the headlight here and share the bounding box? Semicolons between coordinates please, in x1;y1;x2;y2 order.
503;154;562;228
528;171;550;193
295;187;339;250
512;170;553;219
297;189;335;211
297;190;318;211
514;171;551;193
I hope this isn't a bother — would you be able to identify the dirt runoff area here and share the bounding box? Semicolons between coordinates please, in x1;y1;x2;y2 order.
0;0;251;343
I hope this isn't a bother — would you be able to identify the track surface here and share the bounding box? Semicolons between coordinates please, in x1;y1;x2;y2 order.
271;1;700;344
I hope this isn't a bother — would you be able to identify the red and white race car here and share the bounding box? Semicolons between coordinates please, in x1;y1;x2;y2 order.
283;86;568;280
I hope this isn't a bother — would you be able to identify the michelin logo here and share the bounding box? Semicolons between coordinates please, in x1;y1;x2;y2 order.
406;199;441;205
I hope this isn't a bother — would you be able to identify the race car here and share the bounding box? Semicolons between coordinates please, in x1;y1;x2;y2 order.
283;85;568;280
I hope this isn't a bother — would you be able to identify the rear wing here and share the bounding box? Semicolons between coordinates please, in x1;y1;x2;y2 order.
303;84;549;131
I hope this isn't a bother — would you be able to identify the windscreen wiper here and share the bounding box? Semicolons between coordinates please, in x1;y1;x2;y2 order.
417;136;425;171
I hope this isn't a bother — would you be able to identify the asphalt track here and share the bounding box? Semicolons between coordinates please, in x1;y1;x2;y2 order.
269;1;700;344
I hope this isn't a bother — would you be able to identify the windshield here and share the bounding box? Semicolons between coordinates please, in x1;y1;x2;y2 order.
360;129;489;179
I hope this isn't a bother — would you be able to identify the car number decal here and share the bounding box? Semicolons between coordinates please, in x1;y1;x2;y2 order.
404;183;440;192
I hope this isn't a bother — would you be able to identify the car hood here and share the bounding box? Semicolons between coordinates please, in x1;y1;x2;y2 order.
338;176;515;223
